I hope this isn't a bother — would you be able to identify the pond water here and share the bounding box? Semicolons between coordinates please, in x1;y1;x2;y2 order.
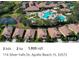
0;18;17;25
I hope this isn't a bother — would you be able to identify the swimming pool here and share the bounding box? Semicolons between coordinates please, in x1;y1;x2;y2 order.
56;15;66;22
41;10;55;20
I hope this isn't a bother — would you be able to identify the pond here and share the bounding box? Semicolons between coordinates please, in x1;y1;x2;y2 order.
0;18;17;25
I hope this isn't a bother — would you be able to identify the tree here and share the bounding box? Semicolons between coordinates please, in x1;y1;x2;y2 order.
0;2;15;15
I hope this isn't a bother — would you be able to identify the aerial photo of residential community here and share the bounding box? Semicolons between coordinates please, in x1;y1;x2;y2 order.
0;1;79;42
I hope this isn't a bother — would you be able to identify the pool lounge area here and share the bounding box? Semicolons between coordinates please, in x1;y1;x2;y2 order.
38;9;67;22
38;10;56;20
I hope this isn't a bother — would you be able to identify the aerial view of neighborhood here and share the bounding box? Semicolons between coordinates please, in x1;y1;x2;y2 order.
0;1;79;42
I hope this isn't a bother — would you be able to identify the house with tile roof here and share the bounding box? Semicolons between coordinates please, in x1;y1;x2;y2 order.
37;28;47;40
1;26;13;39
38;1;56;9
68;24;79;34
24;29;36;41
58;25;72;37
12;28;24;39
48;28;61;38
22;1;39;12
22;1;57;12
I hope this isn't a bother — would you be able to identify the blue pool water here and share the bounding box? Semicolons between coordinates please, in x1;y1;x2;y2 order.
41;10;54;20
56;15;66;22
0;18;17;25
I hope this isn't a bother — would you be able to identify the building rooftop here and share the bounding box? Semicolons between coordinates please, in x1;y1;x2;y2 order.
23;1;39;12
22;1;57;12
24;6;39;12
37;28;47;39
48;28;61;38
24;29;36;39
68;24;79;34
59;25;71;37
38;2;56;8
12;28;24;38
1;26;13;38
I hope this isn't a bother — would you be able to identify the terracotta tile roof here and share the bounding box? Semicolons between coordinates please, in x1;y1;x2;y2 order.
68;24;79;34
38;2;56;8
12;28;24;38
48;28;61;38
23;1;57;12
61;3;67;8
2;26;13;38
38;2;46;8
77;24;79;28
59;25;71;37
24;6;39;11
24;29;36;39
37;28;47;39
23;1;39;12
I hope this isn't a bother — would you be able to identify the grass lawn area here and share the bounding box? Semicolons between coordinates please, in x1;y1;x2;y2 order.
0;13;21;18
